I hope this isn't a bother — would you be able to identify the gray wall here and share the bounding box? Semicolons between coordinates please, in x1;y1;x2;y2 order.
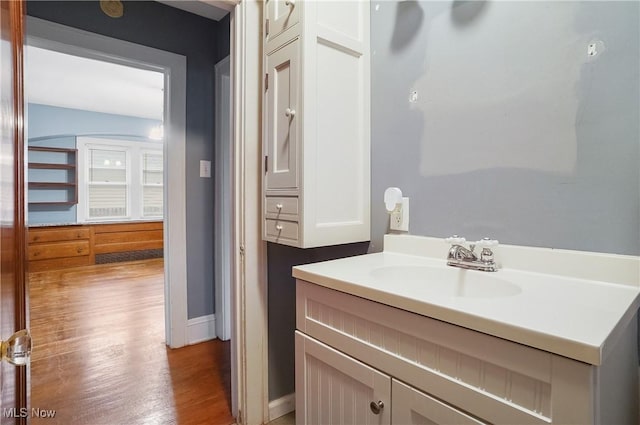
267;242;369;401
27;1;230;319
370;0;639;255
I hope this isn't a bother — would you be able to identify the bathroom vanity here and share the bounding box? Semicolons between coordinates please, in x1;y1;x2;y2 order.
293;235;640;424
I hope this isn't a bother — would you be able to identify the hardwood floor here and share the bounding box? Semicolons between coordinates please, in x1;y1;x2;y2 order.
28;259;234;425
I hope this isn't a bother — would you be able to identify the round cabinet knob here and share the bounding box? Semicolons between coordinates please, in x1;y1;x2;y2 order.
285;108;296;118
369;400;384;415
276;203;283;210
285;0;296;6
445;235;466;245
476;237;499;248
275;224;283;231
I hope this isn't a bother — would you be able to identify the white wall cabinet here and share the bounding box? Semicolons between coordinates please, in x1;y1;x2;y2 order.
262;0;370;248
295;280;638;425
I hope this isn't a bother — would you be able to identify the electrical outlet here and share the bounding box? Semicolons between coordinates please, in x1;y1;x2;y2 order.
389;197;409;232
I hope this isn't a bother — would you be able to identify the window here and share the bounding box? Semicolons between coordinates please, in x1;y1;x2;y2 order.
88;147;128;219
78;137;163;222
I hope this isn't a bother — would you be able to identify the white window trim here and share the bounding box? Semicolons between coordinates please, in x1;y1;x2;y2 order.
140;149;164;220
77;136;163;223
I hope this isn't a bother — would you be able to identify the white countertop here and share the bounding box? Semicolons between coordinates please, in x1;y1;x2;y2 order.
293;235;640;365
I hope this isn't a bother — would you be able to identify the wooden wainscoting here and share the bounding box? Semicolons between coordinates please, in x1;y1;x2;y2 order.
28;221;163;272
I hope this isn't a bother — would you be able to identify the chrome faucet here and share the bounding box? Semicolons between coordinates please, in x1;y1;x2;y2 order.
445;236;499;272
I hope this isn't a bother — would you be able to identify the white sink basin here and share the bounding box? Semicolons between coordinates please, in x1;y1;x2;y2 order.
369;265;522;298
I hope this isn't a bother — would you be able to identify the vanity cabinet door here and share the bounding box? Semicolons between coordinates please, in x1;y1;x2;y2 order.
265;40;299;192
392;379;487;425
295;331;391;425
265;0;300;53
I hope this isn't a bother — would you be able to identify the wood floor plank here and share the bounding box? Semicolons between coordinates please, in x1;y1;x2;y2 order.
29;259;234;425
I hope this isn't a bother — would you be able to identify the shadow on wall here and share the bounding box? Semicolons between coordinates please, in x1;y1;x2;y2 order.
390;1;424;52
451;0;489;27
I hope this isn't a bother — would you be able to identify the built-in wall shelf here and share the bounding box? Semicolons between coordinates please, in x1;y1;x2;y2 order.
27;146;78;205
28;163;76;170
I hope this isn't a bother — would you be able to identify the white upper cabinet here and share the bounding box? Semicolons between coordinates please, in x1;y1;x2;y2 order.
262;0;371;248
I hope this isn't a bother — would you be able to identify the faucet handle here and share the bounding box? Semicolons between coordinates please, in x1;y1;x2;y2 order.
476;238;499;248
445;235;466;245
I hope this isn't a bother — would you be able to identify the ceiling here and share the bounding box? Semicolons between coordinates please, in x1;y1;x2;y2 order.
26;46;165;121
156;0;233;21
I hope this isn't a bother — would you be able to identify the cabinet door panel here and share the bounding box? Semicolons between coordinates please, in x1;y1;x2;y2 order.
266;0;300;51
392;379;487;425
266;40;299;191
295;332;391;425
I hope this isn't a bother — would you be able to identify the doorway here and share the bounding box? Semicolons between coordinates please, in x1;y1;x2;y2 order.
5;1;272;423
26;14;189;348
24;12;237;423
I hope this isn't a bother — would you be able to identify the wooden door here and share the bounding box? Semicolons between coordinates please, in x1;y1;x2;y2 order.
0;0;29;423
392;379;487;425
295;332;391;425
265;39;299;192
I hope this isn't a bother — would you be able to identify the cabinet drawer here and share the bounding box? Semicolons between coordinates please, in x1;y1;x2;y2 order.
265;196;298;219
392;379;486;425
29;240;90;260
29;227;90;243
265;219;299;243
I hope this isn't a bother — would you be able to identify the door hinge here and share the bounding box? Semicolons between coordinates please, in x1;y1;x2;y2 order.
265;73;268;91
265;19;270;37
264;156;268;173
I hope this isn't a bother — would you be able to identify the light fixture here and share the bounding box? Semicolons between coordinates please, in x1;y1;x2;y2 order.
100;0;124;18
149;125;164;141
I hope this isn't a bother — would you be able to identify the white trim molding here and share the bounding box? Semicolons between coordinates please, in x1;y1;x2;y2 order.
268;393;295;422
27;17;189;349
214;55;232;342
187;314;217;345
231;1;269;423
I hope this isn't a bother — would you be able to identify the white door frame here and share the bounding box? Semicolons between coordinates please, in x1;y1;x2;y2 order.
25;17;189;348
230;1;269;423
214;55;232;341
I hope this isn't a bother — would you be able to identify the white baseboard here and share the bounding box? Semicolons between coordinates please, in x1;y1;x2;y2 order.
269;392;295;421
186;314;216;345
